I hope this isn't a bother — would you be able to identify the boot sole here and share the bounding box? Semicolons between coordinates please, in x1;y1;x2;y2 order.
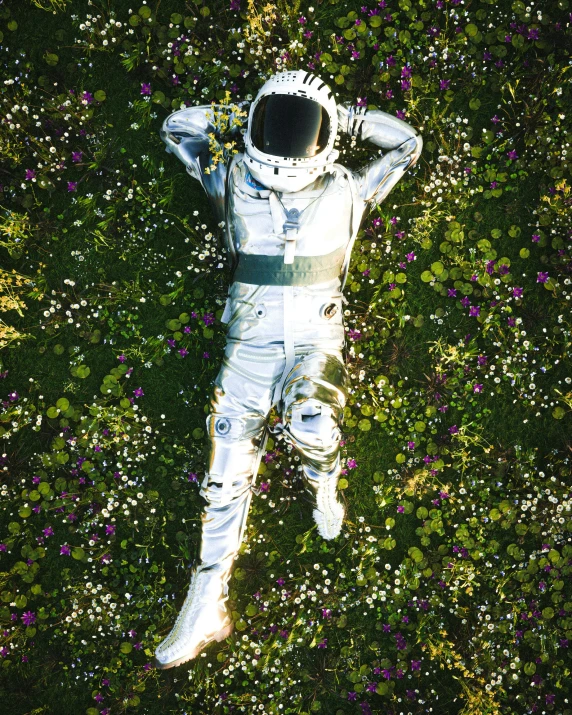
154;621;234;670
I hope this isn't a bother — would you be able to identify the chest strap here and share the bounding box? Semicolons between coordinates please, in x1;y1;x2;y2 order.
232;243;347;286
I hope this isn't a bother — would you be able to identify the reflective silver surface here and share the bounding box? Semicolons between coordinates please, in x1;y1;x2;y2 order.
156;88;422;665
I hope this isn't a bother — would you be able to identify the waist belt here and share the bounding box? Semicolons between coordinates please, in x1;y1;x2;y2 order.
232;243;347;286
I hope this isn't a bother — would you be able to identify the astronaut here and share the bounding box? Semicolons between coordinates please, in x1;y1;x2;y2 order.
154;70;422;669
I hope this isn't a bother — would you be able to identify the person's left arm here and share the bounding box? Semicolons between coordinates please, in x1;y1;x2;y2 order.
337;102;423;210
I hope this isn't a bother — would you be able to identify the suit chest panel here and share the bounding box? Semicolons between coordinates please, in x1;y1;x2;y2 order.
228;162;353;257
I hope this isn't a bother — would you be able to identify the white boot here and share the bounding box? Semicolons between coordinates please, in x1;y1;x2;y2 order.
154;564;234;670
306;472;345;540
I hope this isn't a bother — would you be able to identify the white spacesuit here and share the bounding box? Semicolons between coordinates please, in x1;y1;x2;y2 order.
154;70;422;669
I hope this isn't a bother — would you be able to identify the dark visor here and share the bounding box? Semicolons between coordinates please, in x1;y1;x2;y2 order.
250;94;330;159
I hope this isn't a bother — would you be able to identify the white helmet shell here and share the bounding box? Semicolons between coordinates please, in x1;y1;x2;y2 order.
244;70;339;193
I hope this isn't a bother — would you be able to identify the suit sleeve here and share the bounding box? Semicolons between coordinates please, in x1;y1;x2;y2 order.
160;102;248;226
337;102;423;210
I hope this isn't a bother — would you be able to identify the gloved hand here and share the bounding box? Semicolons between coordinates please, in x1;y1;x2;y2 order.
336;101;353;136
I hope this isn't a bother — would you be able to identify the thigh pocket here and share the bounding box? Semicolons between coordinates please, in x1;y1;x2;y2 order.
289;399;340;448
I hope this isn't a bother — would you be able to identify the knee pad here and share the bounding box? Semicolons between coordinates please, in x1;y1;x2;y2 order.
286;398;342;450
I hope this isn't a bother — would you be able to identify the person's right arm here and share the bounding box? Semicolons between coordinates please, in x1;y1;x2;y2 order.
160;102;248;226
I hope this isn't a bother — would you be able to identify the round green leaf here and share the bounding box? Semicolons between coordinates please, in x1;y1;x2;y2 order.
56;398;70;412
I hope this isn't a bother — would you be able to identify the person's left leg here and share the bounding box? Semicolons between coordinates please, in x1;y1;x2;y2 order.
274;350;349;539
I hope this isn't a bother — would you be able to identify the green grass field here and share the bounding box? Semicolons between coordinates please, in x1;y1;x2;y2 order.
0;1;571;713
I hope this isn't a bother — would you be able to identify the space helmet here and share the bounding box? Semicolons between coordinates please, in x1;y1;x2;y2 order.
243;70;339;193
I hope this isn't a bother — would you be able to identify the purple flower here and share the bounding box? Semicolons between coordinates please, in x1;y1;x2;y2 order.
105;524;116;535
473;384;483;393
141;83;152;96
347;458;357;469
477;355;488;365
133;387;144;397
512;286;523;297
60;544;71;555
407;441;415;450
317;637;328;648
25;169;36;180
411;659;421;670
348;692;357;702
507;150;519;160
460;296;471;307
406;252;415;262
72;151;83;162
397;505;405;513
43;526;54;537
82;91;94;104
537;272;549;283
21;611;36;626
348;329;362;341
469;305;481;317
449;425;459;434
276;577;285;586
448;288;457;297
439;79;451;90
67;182;77;192
396;109;406;120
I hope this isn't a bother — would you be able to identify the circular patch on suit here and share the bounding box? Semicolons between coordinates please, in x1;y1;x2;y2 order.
215;417;231;435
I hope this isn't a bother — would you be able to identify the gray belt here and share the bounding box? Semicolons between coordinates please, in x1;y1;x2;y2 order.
232;243;347;286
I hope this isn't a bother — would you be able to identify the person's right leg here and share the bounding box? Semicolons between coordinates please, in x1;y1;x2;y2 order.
154;341;285;669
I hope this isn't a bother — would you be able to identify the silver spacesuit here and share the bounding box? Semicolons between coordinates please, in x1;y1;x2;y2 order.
154;70;422;669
